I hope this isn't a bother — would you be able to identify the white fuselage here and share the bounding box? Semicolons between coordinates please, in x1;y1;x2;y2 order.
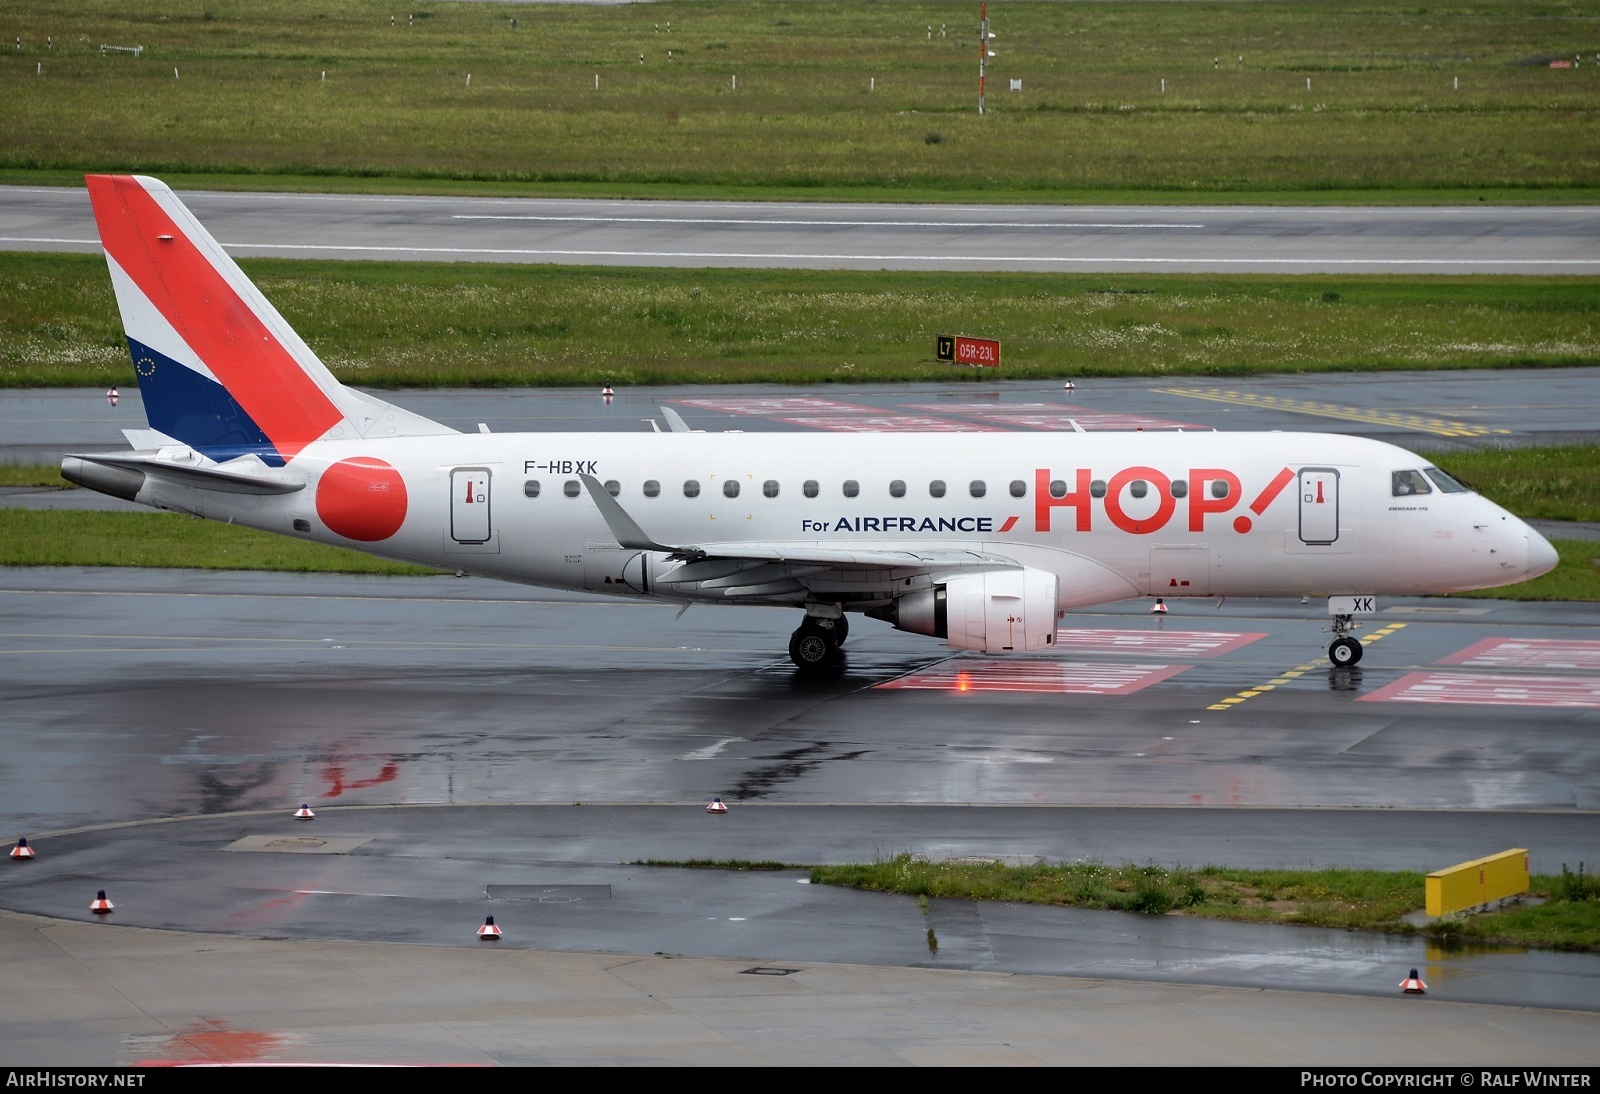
123;429;1552;610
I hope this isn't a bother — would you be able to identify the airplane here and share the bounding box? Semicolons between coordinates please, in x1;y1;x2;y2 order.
63;175;1559;672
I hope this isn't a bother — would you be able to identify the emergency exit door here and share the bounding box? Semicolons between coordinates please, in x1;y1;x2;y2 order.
451;468;491;544
1298;467;1339;545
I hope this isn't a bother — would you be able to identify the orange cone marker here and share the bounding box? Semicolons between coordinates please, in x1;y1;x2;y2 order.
294;804;315;820
477;915;502;939
1151;598;1168;614
90;889;113;913
706;796;728;814
1400;968;1427;994
10;837;34;860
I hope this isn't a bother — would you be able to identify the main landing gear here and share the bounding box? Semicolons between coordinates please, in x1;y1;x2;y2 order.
788;614;848;672
1328;614;1364;667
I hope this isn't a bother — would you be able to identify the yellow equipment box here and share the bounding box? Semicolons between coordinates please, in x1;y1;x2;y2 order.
1426;848;1529;917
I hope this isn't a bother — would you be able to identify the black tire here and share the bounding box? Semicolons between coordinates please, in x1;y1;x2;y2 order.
1329;636;1363;667
789;627;836;671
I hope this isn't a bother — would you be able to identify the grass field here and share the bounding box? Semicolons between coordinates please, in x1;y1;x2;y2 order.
2;1;1597;199
4;252;1597;388
656;855;1600;950
0;509;437;574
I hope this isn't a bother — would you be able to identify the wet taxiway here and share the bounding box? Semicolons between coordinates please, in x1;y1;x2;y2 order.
2;566;1598;1061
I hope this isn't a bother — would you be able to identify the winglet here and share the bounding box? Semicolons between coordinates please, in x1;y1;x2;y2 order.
579;474;702;558
660;407;694;434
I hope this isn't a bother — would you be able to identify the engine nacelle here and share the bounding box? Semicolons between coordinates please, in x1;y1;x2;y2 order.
888;568;1059;653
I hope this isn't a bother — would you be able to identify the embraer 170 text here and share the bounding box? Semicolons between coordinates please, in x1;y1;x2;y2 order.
64;176;1559;671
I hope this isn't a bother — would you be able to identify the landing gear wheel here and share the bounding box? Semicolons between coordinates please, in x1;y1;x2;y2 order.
1329;636;1363;667
789;625;837;671
816;615;848;647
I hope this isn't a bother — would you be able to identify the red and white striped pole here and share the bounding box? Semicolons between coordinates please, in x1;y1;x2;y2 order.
978;2;988;115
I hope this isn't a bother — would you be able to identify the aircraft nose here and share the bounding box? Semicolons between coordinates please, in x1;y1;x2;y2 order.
1526;527;1559;579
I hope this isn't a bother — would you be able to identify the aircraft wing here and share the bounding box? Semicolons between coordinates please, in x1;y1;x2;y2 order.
578;474;1021;599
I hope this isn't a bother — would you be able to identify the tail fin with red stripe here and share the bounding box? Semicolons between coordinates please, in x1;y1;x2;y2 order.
86;175;453;465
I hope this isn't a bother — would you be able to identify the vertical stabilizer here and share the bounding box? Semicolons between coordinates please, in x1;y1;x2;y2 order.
86;174;454;465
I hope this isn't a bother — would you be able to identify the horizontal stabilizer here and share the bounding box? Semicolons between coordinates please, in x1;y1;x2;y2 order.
62;452;306;497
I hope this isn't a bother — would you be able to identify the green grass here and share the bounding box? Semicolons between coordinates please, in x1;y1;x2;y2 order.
0;464;71;488
1453;540;1600;601
5;252;1598;388
2;1;1598;199
804;855;1600;950
1435;444;1600;523
0;509;437;573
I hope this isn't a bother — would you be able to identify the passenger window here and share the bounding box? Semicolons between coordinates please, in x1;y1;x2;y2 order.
1090;479;1107;499
684;480;701;498
1130;480;1148;499
1009;480;1026;498
524;480;541;498
604;480;620;497
1171;479;1188;498
1210;479;1231;499
723;479;740;499
969;480;986;498
763;479;780;498
1423;467;1469;494
889;480;906;498
563;480;580;498
929;480;947;498
803;480;819;498
1392;470;1433;497
843;480;860;498
1049;479;1067;498
643;480;660;498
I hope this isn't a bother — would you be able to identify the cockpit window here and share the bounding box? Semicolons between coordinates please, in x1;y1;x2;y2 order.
1392;470;1433;497
1423;467;1470;494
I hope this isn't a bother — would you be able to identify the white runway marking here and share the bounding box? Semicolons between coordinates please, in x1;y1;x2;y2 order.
453;214;1207;229
682;737;743;761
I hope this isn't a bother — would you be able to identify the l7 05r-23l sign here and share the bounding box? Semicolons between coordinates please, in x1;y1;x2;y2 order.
937;335;1002;368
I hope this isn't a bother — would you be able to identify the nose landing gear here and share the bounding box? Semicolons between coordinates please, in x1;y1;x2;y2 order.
1328;614;1364;667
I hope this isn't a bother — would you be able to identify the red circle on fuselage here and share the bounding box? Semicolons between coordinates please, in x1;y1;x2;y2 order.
315;457;408;541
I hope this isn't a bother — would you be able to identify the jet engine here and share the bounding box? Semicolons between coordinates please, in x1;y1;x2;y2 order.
885;568;1059;653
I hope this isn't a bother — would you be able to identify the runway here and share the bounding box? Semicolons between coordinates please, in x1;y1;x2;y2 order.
4;185;1598;273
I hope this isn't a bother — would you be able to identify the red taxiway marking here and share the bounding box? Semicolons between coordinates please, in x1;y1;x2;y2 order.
905;405;1207;431
1055;628;1267;658
1360;671;1600;709
774;414;1000;432
1436;637;1600;672
876;661;1188;694
674;396;875;415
